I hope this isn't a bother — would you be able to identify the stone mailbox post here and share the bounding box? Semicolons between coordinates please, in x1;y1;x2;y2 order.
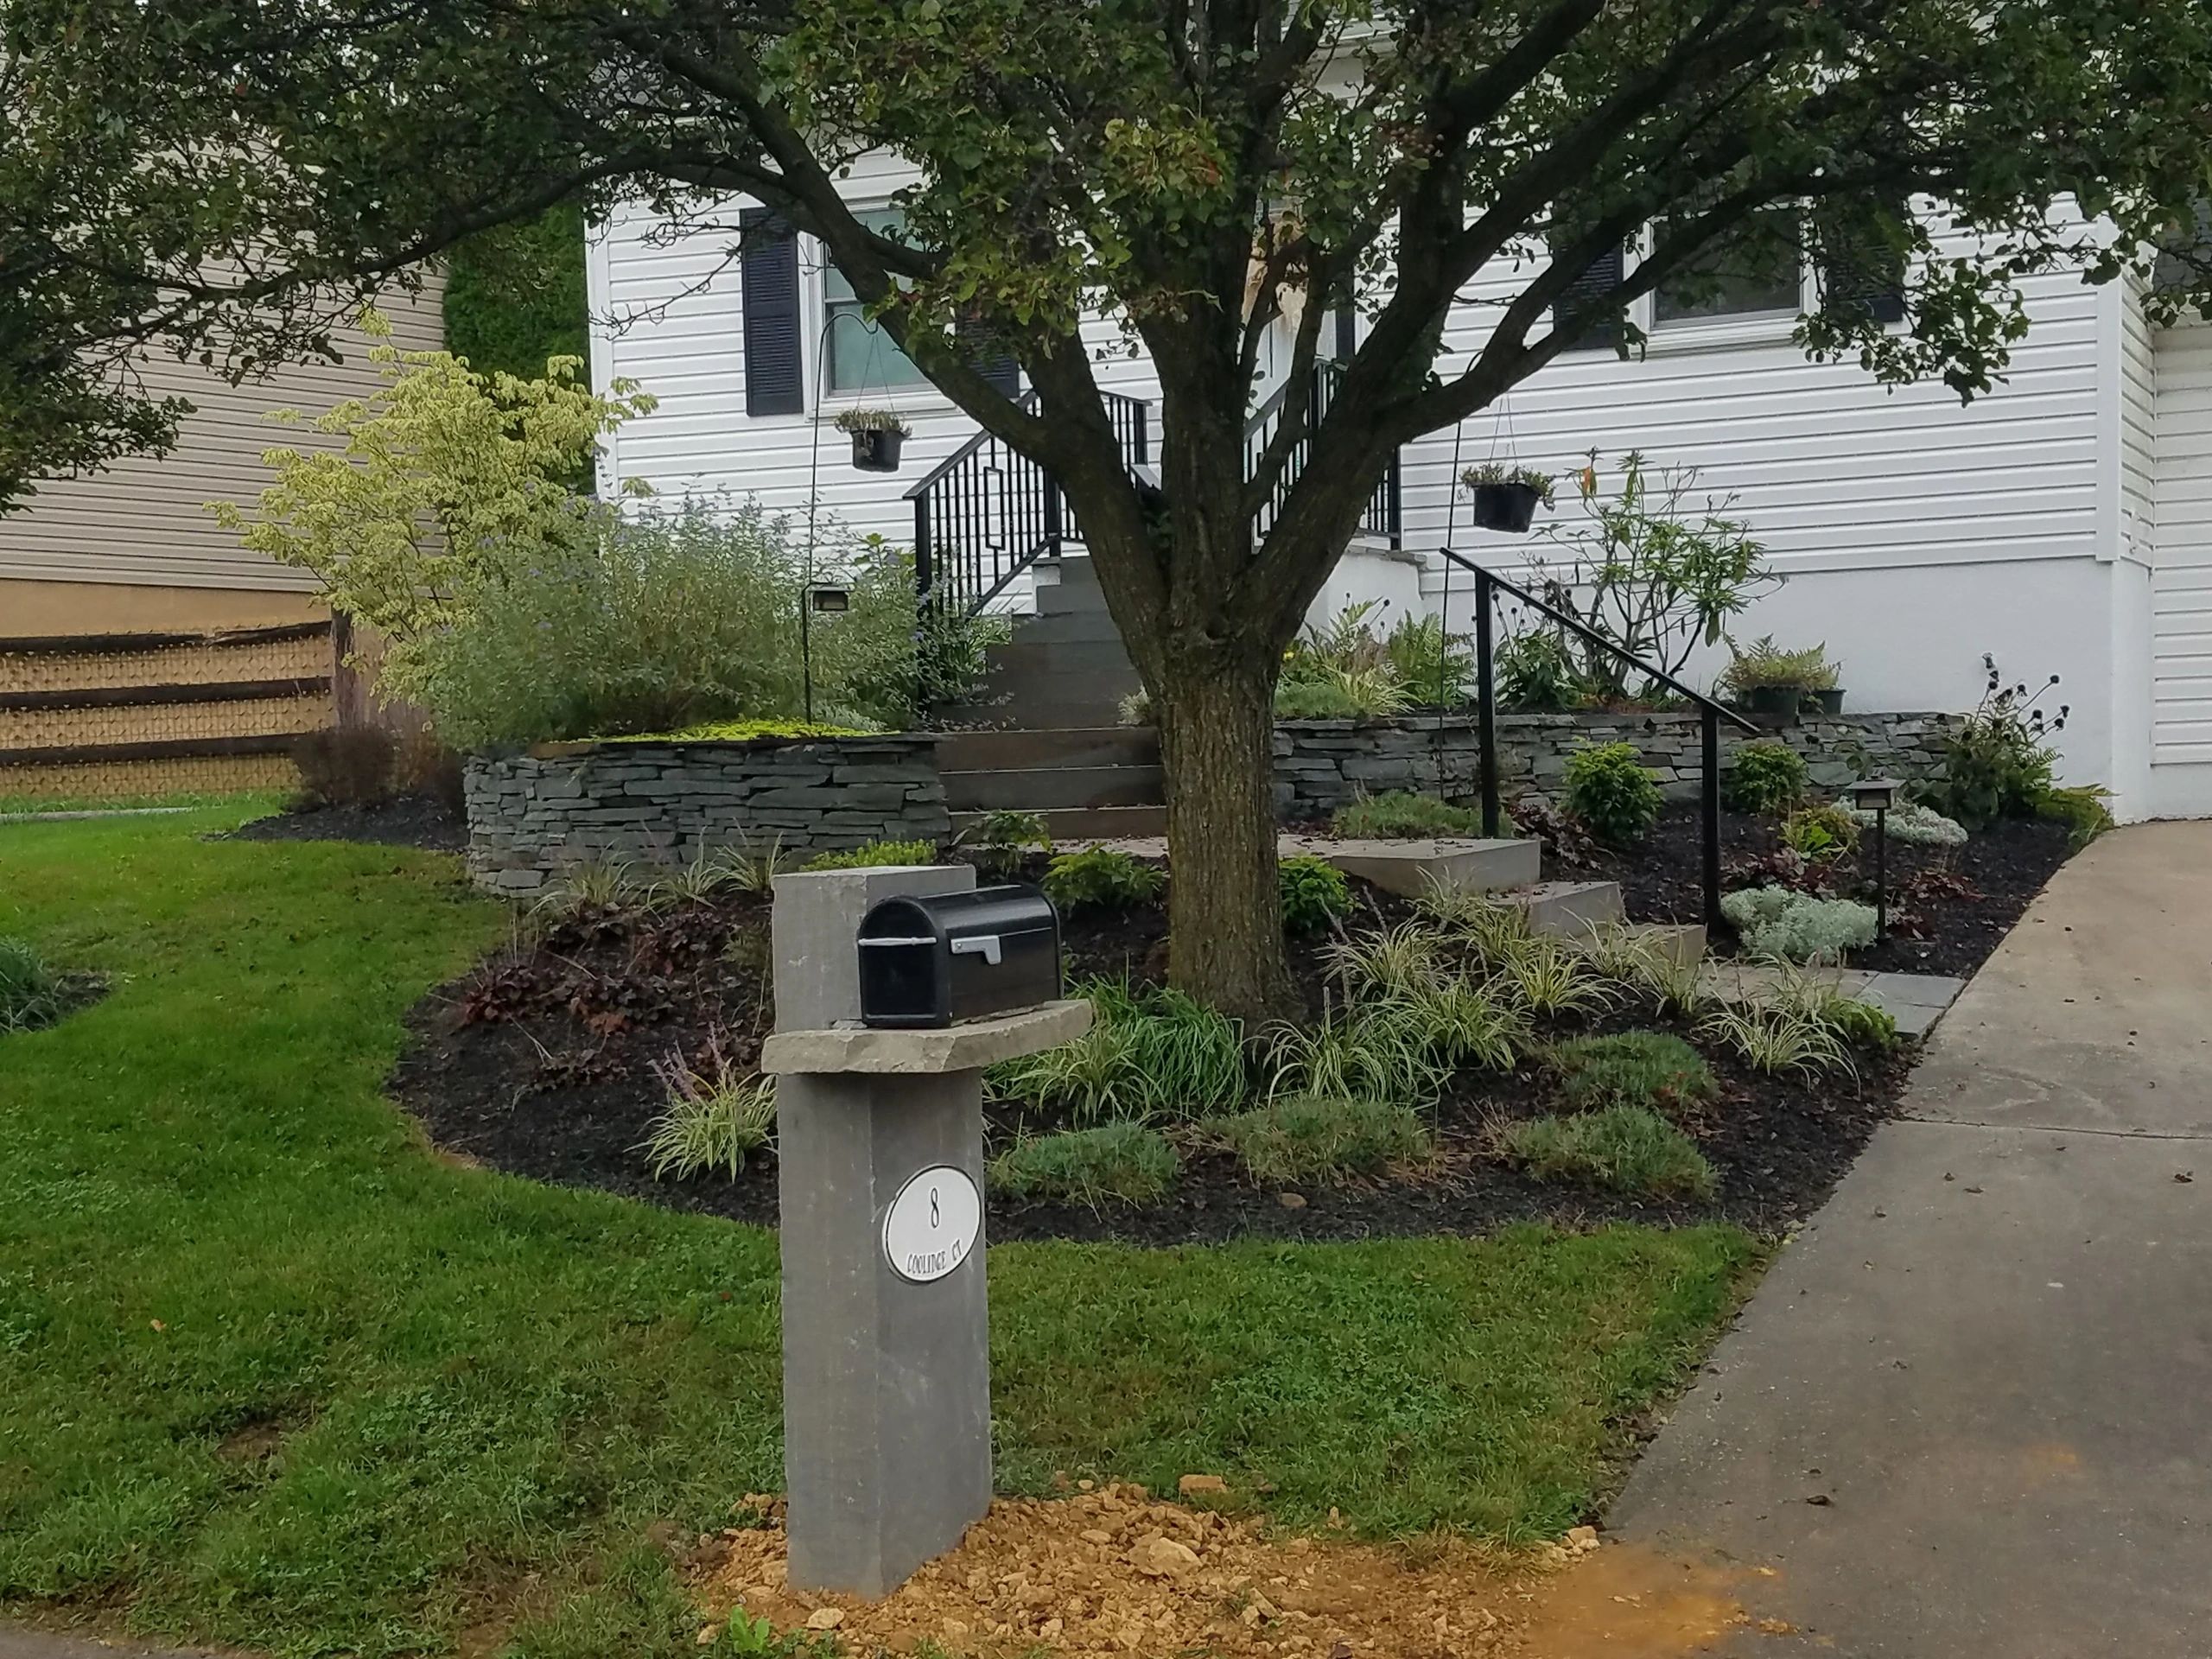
760;864;1090;1599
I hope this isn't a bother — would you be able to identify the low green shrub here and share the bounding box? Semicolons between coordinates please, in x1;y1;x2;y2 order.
1825;998;1900;1052
1562;741;1662;846
1719;887;1878;963
1493;629;1587;713
1212;1096;1431;1186
640;1035;776;1179
968;809;1054;879
1936;657;2063;826
803;839;938;871
1724;741;1807;815
1042;846;1165;912
987;1122;1181;1208
1279;855;1351;934
1550;1031;1717;1116
1385;613;1477;709
0;937;65;1033
2039;785;2114;849
1502;1106;1716;1200
1781;803;1860;861
988;978;1246;1119
1847;801;1967;847
1331;791;1482;839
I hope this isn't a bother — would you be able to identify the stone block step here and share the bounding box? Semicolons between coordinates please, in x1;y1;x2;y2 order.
934;726;1159;772
1287;836;1542;899
952;804;1168;842
1624;921;1708;967
1507;880;1629;938
982;639;1142;686
936;697;1141;729
941;764;1164;813
1003;609;1128;646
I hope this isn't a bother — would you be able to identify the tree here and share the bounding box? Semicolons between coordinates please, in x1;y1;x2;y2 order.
8;0;2212;1015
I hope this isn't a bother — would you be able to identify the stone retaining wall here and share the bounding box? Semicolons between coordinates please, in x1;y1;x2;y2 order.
464;737;950;893
1274;710;1966;820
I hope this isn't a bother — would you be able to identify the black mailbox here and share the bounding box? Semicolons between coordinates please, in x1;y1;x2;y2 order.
856;884;1063;1029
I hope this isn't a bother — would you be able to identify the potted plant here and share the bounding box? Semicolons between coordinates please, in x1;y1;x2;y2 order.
1459;462;1556;534
836;408;912;473
1719;637;1844;716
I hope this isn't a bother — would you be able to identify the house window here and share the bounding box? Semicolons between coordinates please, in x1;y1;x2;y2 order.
823;209;931;396
1651;211;1804;326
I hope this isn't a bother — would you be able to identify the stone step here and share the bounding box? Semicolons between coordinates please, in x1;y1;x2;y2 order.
936;696;1142;729
934;726;1160;772
941;763;1165;812
982;639;1142;687
1283;836;1543;899
952;804;1168;842
1624;921;1708;967
1003;608;1128;646
1506;880;1629;938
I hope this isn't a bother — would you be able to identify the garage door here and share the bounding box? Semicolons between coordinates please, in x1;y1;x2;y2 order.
2151;321;2212;814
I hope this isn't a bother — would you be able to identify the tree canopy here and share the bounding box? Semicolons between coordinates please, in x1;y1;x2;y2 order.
9;0;2212;1008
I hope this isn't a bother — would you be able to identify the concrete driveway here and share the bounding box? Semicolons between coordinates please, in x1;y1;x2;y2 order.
1611;821;2212;1655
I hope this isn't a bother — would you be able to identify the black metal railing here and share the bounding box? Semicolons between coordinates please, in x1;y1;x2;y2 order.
1244;360;1402;548
1437;549;1758;933
907;390;1151;617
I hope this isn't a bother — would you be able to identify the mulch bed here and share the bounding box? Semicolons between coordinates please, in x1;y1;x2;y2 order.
1544;800;2075;979
389;856;1922;1246
227;794;466;854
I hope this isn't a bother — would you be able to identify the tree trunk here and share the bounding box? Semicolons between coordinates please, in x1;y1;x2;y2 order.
1152;646;1295;1024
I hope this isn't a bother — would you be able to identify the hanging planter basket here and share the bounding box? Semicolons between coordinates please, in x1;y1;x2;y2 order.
836;410;912;474
1460;466;1556;536
1471;481;1544;534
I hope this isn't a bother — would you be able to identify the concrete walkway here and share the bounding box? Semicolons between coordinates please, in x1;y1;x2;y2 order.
1611;820;2212;1655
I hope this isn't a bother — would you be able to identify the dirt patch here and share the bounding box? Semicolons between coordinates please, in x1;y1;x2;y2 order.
226;793;465;854
694;1489;1777;1658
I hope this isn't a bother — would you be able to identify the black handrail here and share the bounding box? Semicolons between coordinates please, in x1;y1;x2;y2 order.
1245;361;1400;547
1436;546;1758;934
907;390;1150;618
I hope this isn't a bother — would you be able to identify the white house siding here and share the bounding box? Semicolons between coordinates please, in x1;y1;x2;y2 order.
2145;319;2212;817
593;189;2146;789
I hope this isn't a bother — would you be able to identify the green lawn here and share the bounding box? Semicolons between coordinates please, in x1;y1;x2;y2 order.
0;810;1761;1658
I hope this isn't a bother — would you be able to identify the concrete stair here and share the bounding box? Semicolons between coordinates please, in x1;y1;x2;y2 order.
938;556;1143;729
938;723;1165;842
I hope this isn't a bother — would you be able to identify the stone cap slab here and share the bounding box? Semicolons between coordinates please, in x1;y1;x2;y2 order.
761;999;1093;1076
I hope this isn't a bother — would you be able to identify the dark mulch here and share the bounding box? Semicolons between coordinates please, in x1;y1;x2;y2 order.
1548;801;2075;980
388;861;1914;1247
228;794;467;854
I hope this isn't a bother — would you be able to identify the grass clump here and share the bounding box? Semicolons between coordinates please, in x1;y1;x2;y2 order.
1550;1032;1717;1116
1042;846;1165;913
1279;855;1351;934
1213;1096;1431;1186
0;935;66;1033
802;838;938;871
1698;1001;1856;1077
640;1034;777;1180
1331;791;1482;840
988;978;1247;1119
988;1122;1181;1208
1502;1107;1717;1201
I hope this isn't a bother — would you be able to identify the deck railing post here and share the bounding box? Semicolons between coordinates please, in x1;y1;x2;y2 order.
1701;705;1722;935
1476;569;1500;838
913;497;933;607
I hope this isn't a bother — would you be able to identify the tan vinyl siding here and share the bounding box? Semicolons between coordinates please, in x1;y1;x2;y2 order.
0;278;445;593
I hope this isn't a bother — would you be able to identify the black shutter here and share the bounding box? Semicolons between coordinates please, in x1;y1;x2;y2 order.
1552;242;1625;351
739;207;804;415
1817;207;1907;326
1334;303;1357;360
957;314;1020;396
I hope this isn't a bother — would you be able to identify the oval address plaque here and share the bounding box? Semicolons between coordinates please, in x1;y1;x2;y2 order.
881;1166;982;1285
